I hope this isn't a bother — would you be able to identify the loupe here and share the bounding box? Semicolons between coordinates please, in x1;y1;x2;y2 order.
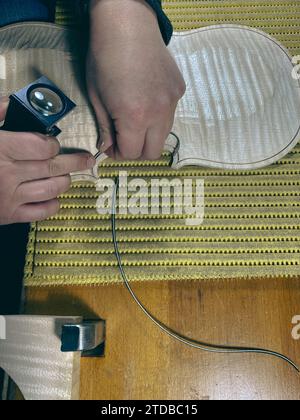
29;87;64;117
1;76;76;136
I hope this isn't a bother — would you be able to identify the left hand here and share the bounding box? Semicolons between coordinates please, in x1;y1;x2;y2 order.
86;0;186;160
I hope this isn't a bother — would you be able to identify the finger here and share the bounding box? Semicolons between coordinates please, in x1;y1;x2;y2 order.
15;152;96;182
103;145;115;159
0;131;60;161
90;95;115;152
142;115;175;160
16;175;71;205
12;199;60;223
142;127;168;160
115;124;147;160
0;97;9;122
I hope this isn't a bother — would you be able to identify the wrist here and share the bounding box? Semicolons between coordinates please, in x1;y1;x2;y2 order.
90;0;150;9
89;0;163;47
89;0;156;18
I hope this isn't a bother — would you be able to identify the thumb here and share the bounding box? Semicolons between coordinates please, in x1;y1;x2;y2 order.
0;97;9;122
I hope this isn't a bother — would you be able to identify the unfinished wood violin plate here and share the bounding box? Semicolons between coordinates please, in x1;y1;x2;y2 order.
0;23;299;178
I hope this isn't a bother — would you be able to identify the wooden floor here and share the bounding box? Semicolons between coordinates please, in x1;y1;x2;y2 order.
26;277;300;400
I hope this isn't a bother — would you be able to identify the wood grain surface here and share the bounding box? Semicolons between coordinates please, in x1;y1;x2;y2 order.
26;277;300;400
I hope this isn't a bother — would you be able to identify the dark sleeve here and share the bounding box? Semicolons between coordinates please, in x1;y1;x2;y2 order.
0;0;56;27
145;0;173;45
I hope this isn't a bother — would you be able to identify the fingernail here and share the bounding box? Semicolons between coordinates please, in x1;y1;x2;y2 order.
97;137;103;150
100;142;110;153
87;156;96;169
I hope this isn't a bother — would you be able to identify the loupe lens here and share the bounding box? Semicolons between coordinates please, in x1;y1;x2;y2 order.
29;87;64;116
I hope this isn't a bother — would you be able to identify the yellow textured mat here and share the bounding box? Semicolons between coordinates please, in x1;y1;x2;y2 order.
25;0;300;286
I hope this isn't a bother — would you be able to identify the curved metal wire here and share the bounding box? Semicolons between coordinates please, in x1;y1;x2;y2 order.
111;176;299;373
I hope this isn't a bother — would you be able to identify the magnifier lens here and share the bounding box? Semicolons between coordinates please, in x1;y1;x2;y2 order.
29;88;64;116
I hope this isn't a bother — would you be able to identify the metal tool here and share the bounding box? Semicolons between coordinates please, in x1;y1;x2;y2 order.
61;319;106;357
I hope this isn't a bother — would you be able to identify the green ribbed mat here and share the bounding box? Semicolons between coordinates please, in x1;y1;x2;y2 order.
25;0;300;286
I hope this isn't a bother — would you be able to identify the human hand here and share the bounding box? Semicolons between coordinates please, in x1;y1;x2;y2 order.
86;0;185;160
0;98;96;225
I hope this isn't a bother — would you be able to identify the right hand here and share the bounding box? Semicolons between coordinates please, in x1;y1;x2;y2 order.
86;0;186;160
0;98;96;225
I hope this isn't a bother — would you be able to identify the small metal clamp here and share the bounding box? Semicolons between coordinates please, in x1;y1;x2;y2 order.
61;320;106;357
